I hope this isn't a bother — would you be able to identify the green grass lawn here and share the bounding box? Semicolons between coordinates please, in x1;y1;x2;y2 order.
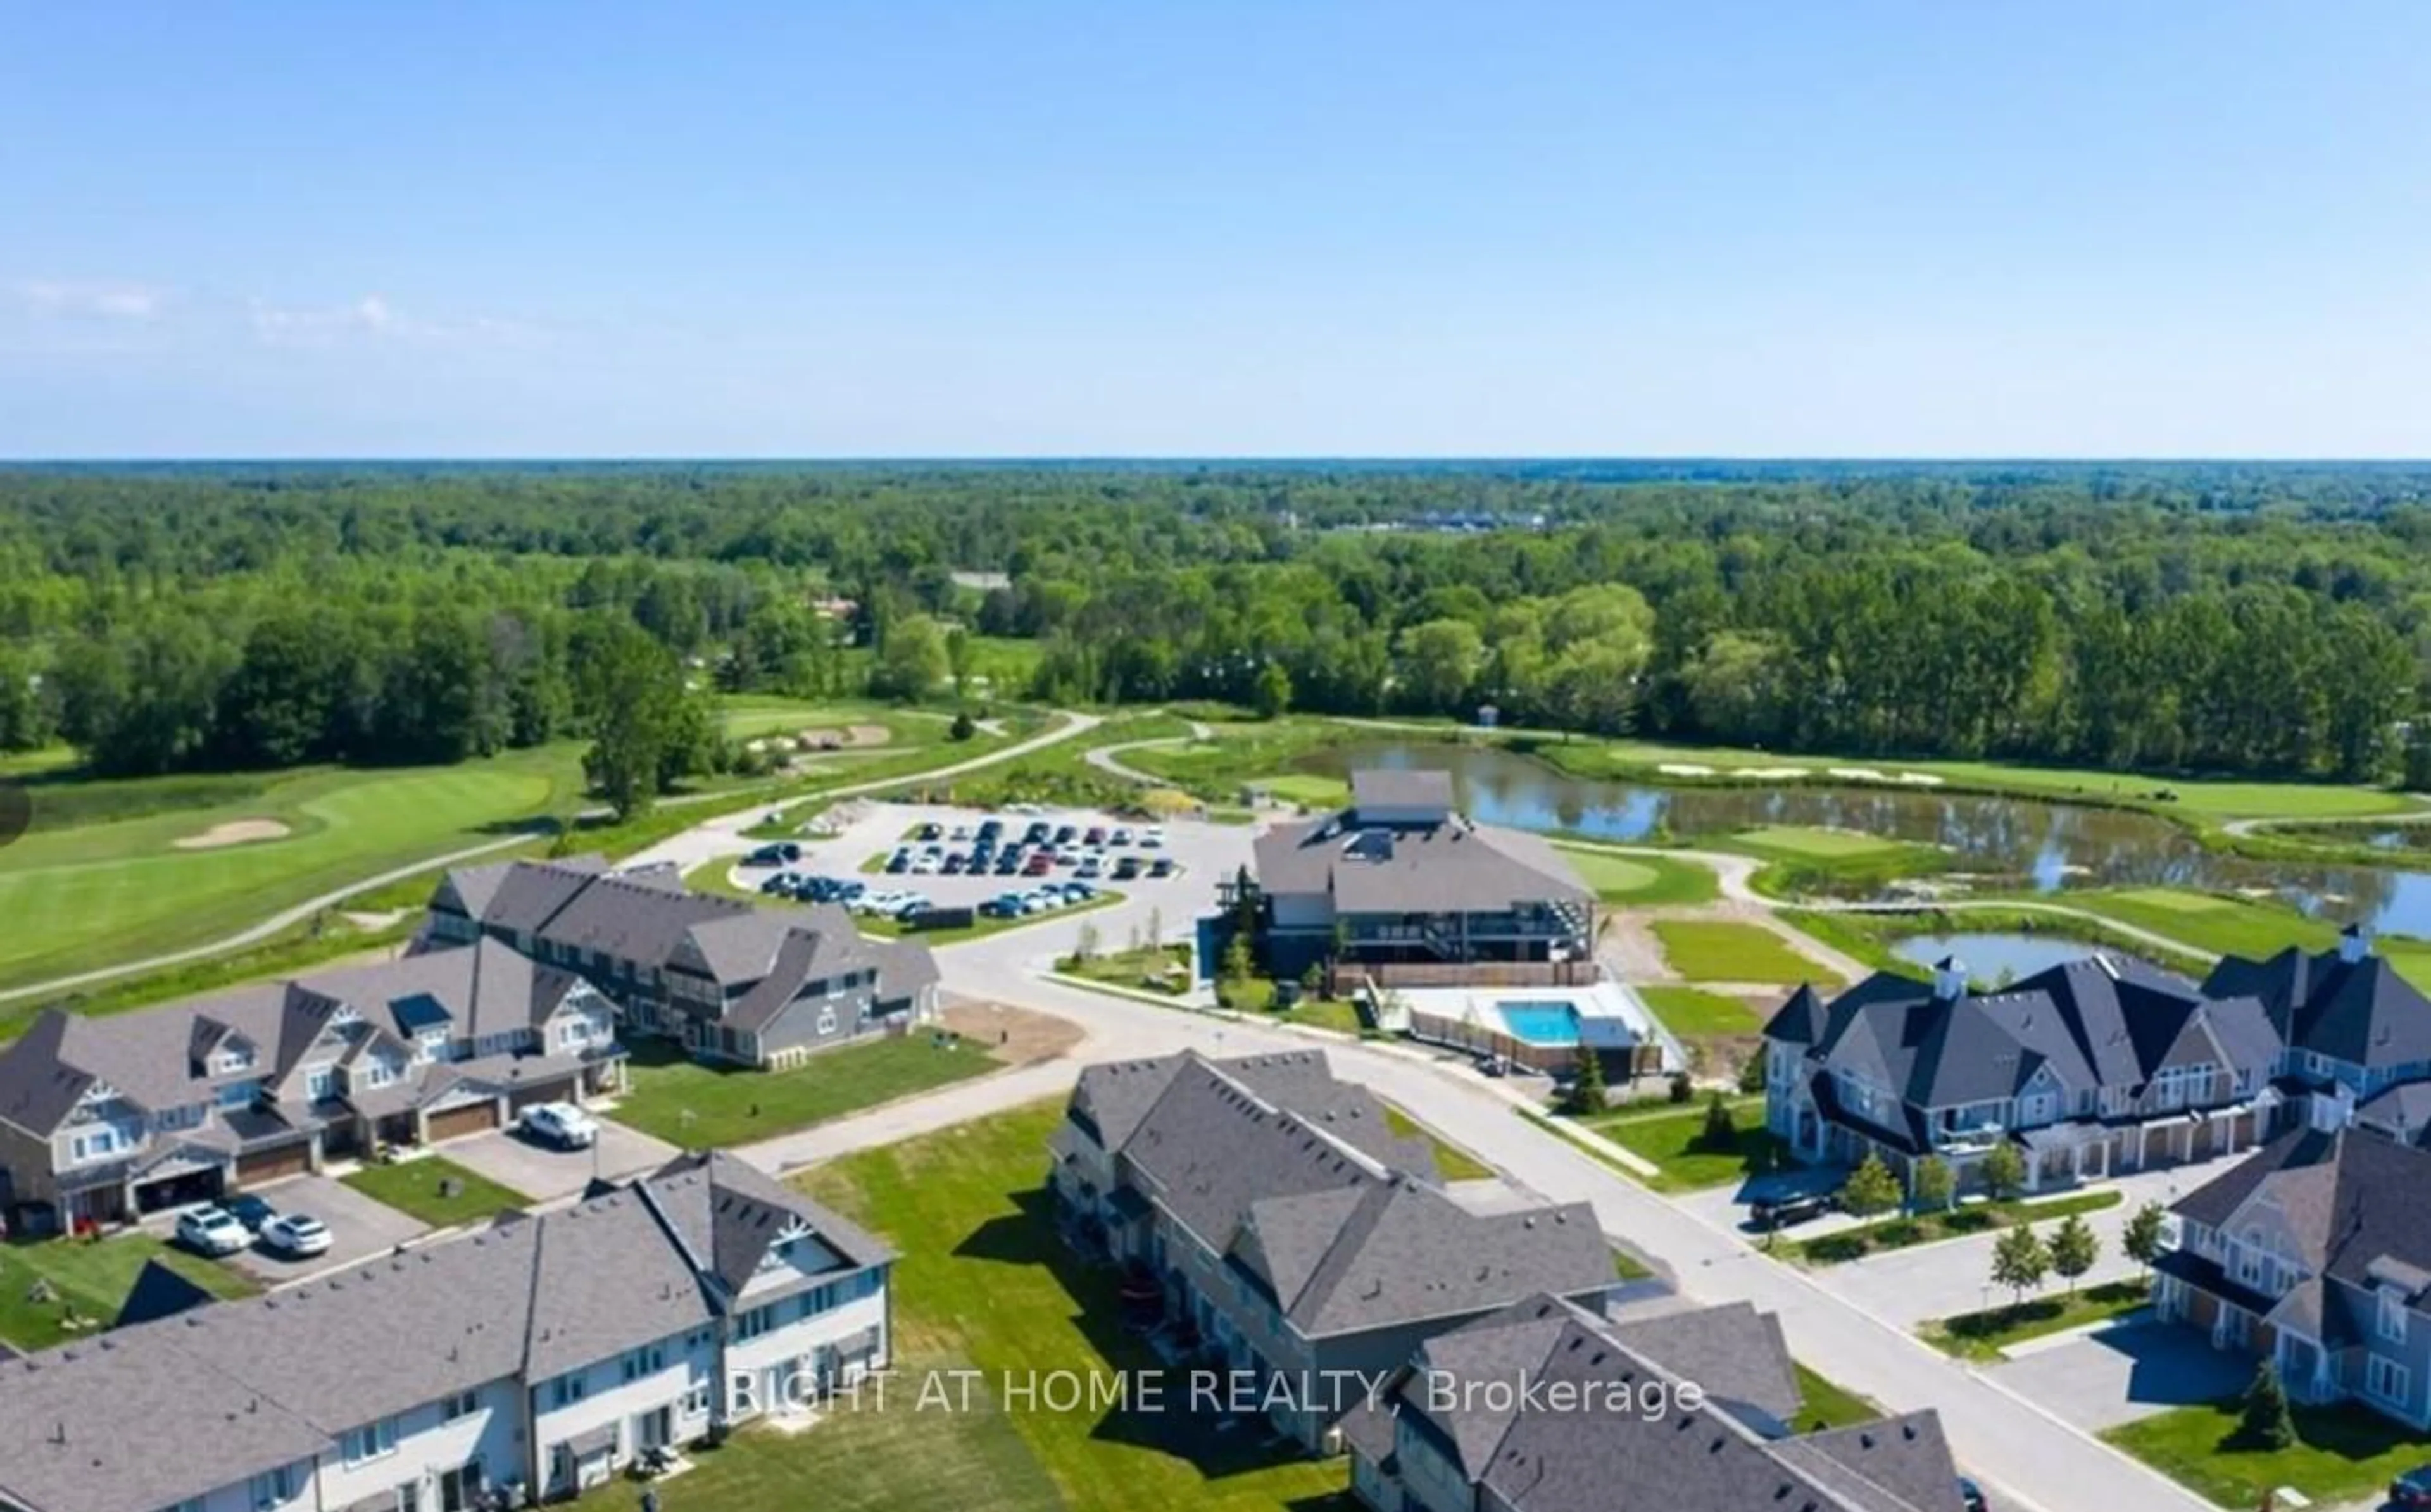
0;1233;257;1351
1274;997;1367;1037
341;1156;531;1228
1650;920;1840;987
1062;943;1195;996
1583;1096;1781;1192
608;1034;1002;1148
2058;888;2431;986
1791;1362;1883;1432
1382;1104;1495;1180
1734;825;1907;859
1921;1278;2149;1361
0;746;580;997
1638;984;1765;1037
1252;772;1352;808
1552;844;1720;906
1790;1190;2123;1265
774;1099;1353;1512
2104;1396;2431;1509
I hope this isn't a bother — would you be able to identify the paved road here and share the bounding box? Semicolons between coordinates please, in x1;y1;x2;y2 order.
720;882;2211;1512
1079;713;1214;785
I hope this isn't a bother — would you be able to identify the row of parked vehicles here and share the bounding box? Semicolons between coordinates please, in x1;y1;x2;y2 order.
981;881;1097;918
176;1194;332;1259
886;815;1177;884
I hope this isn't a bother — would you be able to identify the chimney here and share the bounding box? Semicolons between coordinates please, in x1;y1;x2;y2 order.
2340;924;2371;965
1933;956;1967;1001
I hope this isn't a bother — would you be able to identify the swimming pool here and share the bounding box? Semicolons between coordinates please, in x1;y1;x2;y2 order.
1497;1001;1580;1046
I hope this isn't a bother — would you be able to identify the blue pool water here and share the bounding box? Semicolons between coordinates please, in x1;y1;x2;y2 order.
1498;1001;1580;1046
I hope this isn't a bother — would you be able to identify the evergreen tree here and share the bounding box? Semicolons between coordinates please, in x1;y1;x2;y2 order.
2233;1361;2296;1451
1566;1049;1607;1116
1699;1090;1738;1151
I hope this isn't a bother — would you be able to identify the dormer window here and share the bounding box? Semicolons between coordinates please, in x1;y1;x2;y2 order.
213;1046;254;1075
417;1027;449;1061
361;1059;398;1089
2383;1288;2409;1344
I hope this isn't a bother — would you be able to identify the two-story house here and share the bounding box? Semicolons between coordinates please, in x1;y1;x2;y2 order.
425;856;939;1068
1764;952;2282;1194
1341;1291;1966;1512
0;937;623;1229
1247;770;1597;988
0;1149;893;1512
2155;1123;2431;1427
2206;925;2431;1129
1049;1049;1613;1453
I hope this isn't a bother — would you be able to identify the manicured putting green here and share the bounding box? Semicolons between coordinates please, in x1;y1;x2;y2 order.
2108;887;2233;913
1735;825;1904;859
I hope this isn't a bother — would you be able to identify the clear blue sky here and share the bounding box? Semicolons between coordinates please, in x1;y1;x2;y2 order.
5;1;2427;458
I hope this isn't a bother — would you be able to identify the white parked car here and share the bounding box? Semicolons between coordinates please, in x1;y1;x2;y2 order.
260;1212;333;1259
520;1101;599;1151
1140;827;1167;848
175;1206;249;1257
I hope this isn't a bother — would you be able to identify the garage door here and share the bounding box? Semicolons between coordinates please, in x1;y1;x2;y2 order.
509;1080;574;1113
426;1101;501;1142
235;1143;313;1185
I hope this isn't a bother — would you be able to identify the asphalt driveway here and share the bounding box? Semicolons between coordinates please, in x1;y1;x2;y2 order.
440;1121;679;1203
223;1172;430;1285
1991;1317;2254;1431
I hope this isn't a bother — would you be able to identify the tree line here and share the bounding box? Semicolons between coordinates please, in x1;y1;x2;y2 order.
6;463;2431;785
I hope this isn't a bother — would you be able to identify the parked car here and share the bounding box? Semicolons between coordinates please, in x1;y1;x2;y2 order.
1053;824;1078;846
917;822;943;840
1749;1191;1840;1232
1023;821;1051;845
1024;854;1053;876
520;1101;600;1151
223;1192;279;1233
2390;1467;2431;1511
886;849;911;873
1083;826;1106;846
175;1206;250;1257
1140;827;1166;848
943;854;967;874
1956;1476;1988;1512
1148;858;1176;878
260;1212;334;1259
1113;856;1143;880
949;825;972;842
1110;827;1134;846
746;844;786;866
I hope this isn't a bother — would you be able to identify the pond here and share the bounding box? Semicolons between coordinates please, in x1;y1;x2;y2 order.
1298;741;2431;937
1888;932;2104;985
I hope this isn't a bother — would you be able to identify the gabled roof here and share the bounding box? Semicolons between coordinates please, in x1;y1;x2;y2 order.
2203;940;2431;1069
1381;1292;1959;1512
2174;1125;2431;1296
1252;799;1592;914
639;1149;892;1301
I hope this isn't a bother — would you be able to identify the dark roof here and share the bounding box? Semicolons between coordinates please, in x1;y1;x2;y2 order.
1351;768;1456;815
1252;812;1591;913
2204;940;2431;1070
2174;1126;2431;1296
1391;1293;1961;1512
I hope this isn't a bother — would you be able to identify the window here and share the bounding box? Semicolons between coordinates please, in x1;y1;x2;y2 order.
736;1304;777;1341
250;1466;298;1508
418;1028;449;1060
69;1128;123;1162
305;1068;335;1102
441;1389;480;1421
620;1343;666;1382
550;1372;588;1408
815;1008;838;1037
2370;1354;2412;1406
2382;1289;2409;1344
342;1418;398;1466
2233;1230;2270;1291
363;1059;398;1089
215;1046;254;1074
680;1382;710;1418
558;1020;586;1050
218;1080;257;1109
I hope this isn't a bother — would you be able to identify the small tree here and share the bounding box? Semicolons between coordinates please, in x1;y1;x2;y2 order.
1072;921;1101;965
2122;1201;2169;1281
1216;935;1252;1007
948;709;976;742
1840;1153;1901;1221
1909;1156;1955;1215
2049;1213;2101;1295
1737;1050;1767;1096
1300;961;1325;999
1668;1070;1693;1105
1699;1091;1738;1151
2233;1360;2296;1451
1990;1222;2051;1306
1980;1142;2028;1203
1566;1049;1608;1116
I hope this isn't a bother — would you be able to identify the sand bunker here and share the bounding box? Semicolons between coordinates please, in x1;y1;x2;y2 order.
175;819;291;850
1826;766;1890;782
1657;763;1715;777
1739;766;1811;780
1896;772;1946;786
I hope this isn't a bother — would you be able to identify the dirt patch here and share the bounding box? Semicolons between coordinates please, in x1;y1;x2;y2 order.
943;998;1084;1065
173;818;291;850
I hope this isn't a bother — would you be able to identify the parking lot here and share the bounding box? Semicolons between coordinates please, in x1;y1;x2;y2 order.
720;799;1250;937
201;1173;432;1284
439;1119;679;1204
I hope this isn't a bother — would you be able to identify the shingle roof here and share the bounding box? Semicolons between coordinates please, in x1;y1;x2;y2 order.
1351;768;1455;815
639;1150;893;1301
2204;940;2431;1069
1253;806;1591;913
2173;1125;2431;1292
1390;1293;1960;1512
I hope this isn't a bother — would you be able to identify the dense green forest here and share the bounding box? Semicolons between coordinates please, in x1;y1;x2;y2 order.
5;461;2431;786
